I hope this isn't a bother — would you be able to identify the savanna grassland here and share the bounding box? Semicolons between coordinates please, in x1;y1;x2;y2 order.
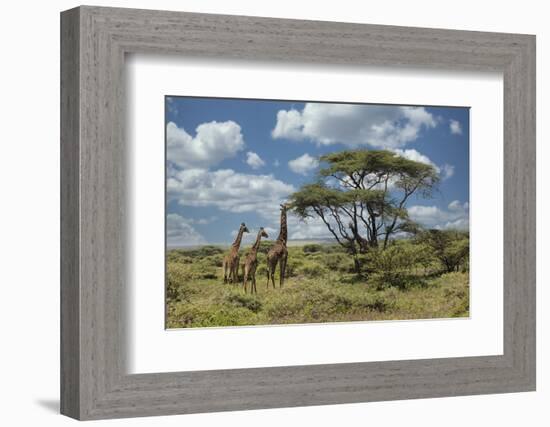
166;232;469;329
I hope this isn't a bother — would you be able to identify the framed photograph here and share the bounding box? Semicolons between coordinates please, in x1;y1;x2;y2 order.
164;96;471;329
61;6;536;420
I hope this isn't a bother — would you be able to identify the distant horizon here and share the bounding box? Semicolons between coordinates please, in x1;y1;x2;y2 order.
166;97;469;246
166;230;470;249
166;237;336;249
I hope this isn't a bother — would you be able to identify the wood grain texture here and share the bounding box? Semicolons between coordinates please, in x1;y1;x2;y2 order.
60;7;80;419
60;5;536;420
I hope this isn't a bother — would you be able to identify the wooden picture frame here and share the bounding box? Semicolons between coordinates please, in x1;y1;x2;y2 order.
60;5;536;420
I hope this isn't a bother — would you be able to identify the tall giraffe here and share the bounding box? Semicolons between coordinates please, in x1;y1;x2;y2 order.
266;204;289;289
222;222;249;284
242;227;269;294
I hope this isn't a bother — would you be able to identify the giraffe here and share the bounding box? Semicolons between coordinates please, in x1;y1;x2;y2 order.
266;203;289;289
242;227;269;294
222;222;249;284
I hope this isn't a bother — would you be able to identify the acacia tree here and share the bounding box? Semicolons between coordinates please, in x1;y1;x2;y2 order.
417;229;469;273
289;150;439;272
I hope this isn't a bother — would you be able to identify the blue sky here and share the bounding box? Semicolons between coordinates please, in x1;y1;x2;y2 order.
166;96;469;247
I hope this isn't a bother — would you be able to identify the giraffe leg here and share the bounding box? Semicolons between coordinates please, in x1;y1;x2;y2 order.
251;265;257;294
236;256;241;284
271;261;277;289
222;260;227;284
242;264;246;294
243;265;248;293
280;254;288;288
229;263;235;285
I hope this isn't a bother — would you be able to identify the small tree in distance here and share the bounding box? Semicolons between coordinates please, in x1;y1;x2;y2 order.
289;149;439;272
417;229;469;273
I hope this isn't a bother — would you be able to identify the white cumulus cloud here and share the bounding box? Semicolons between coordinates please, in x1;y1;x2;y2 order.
167;168;295;214
288;216;335;240
450;119;463;135
246;151;266;169
392;149;455;181
166;213;207;247
288;153;319;175
230;226;278;246
441;163;455;180
272;103;437;148
392;148;438;169
408;200;469;230
167;120;245;169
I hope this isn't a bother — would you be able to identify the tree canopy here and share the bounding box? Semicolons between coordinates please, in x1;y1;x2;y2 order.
289;149;439;270
416;229;469;273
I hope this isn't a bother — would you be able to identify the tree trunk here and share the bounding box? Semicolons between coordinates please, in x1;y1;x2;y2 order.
353;256;361;274
370;216;378;248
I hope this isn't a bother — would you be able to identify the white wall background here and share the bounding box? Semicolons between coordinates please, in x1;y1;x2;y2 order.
0;0;546;425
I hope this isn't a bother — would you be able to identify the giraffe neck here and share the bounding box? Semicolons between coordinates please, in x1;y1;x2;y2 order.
232;228;245;249
277;210;287;243
251;231;264;254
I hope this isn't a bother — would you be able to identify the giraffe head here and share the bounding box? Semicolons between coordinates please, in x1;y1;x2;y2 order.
280;202;291;212
259;227;269;238
240;222;250;233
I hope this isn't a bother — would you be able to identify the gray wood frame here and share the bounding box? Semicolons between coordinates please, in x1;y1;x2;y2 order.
60;5;536;420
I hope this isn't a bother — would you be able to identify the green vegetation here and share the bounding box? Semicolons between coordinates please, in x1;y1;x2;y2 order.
165;149;469;328
166;231;469;328
289;149;439;272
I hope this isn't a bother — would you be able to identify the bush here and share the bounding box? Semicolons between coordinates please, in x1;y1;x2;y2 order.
166;264;196;302
369;271;425;290
367;244;428;289
303;244;323;253
257;241;275;254
352;293;393;312
165;241;470;328
284;258;302;277
181;245;224;258
416;230;469;273
296;260;328;277
225;292;263;312
324;252;355;273
200;254;223;268
168;303;258;328
263;292;306;320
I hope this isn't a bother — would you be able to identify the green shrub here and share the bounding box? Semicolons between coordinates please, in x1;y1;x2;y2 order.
416;230;469;273
296;260;328;277
263;293;306;320
225;292;262;313
257;241;275;254
284;258;302;277
369;271;425;290
181;245;224;258
200;254;223;268
166;241;469;328
303;244;323;253
166;263;195;301
168;303;258;328
352;293;393;312
367;244;428;289
324;252;355;272
256;264;268;277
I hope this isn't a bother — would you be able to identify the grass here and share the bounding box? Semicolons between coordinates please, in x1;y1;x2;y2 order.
166;243;469;329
